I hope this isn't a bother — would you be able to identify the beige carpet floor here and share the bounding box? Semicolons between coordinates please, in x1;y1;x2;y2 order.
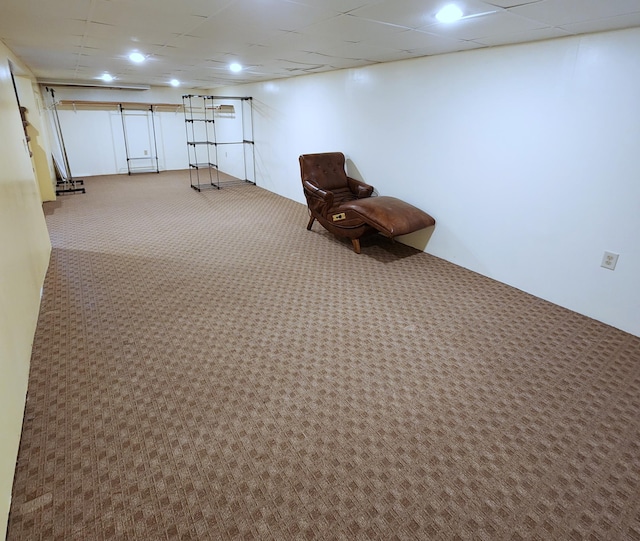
7;170;640;540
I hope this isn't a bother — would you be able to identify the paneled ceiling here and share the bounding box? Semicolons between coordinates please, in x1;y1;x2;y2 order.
1;0;640;89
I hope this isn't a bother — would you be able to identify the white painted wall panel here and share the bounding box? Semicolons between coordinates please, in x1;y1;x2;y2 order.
57;109;127;176
155;110;188;171
0;43;52;535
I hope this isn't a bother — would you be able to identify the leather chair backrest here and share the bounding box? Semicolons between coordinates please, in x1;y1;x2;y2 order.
299;152;349;191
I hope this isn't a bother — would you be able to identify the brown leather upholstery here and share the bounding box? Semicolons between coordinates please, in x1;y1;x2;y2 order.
341;196;436;238
300;152;436;253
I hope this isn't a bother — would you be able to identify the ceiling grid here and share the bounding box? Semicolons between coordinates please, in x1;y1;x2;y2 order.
1;0;639;88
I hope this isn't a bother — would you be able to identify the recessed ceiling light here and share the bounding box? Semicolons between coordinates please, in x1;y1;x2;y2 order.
170;79;180;87
100;73;114;82
129;52;145;63
436;4;463;23
229;63;243;73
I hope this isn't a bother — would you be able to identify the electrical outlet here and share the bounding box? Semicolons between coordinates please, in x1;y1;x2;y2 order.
144;149;148;155
601;251;619;271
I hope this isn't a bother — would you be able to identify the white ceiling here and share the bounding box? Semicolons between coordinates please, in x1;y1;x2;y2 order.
2;0;640;89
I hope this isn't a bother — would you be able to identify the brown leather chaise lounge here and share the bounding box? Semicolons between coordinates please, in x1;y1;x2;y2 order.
299;152;436;253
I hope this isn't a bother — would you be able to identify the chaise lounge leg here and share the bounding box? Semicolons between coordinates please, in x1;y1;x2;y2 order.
351;238;361;254
307;216;315;231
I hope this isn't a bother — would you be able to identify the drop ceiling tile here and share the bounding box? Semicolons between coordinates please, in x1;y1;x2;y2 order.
204;0;339;33
300;40;371;61
1;0;93;23
484;0;541;7
153;34;206;59
324;42;414;63
287;0;384;14
351;0;517;29
3;0;640;87
247;60;315;76
294;51;368;68
3;46;80;71
81;36;133;55
12;34;85;49
269;48;375;73
90;0;138;26
348;0;444;29
422;10;549;41
84;20;126;40
223;46;280;67
407;39;487;58
2;19;86;46
560;12;640;34
185;16;290;44
91;0;202;35
303;13;406;40
163;33;204;48
364;28;466;51
47;18;88;37
242;55;315;75
0;13;86;44
262;30;347;54
510;0;640;26
105;0;232;18
424;0;510;26
473;25;572;46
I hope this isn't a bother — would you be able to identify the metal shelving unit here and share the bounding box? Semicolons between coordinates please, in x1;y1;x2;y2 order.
120;104;160;175
182;94;255;191
46;87;86;195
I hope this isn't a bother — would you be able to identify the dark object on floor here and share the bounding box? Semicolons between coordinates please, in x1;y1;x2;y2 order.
299;152;435;253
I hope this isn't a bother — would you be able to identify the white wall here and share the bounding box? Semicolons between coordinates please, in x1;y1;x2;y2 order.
212;28;640;337
0;43;51;537
47;86;252;179
213;98;255;182
45;86;185;176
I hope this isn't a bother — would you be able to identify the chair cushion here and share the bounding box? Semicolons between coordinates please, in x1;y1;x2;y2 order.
340;196;435;237
299;152;349;191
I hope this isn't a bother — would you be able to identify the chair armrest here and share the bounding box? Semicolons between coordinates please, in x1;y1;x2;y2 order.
303;179;334;209
347;177;374;198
